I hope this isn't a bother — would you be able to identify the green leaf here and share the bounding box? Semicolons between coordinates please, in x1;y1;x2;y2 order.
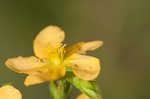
65;72;102;99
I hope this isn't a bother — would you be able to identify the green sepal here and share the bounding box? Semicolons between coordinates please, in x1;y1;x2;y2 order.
65;71;102;99
49;79;72;99
66;66;72;72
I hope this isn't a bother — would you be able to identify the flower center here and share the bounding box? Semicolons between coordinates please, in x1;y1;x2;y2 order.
49;45;66;65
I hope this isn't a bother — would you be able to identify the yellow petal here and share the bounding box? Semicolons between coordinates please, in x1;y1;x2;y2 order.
0;85;22;99
68;54;100;80
5;56;48;73
34;26;65;59
76;94;90;99
76;94;102;99
24;65;66;86
24;72;48;86
65;42;84;57
80;41;103;53
65;41;103;57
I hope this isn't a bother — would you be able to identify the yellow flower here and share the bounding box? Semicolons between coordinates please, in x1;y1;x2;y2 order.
76;94;102;99
5;26;103;86
76;94;90;99
0;85;22;99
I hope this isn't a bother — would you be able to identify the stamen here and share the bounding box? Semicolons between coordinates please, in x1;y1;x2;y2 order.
57;44;66;63
48;44;66;65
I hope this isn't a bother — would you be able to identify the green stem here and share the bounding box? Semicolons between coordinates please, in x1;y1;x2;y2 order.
49;79;72;99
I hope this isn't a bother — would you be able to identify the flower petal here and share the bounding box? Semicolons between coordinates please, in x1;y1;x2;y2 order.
34;26;65;59
24;65;66;86
0;85;22;99
65;42;84;57
65;41;103;57
76;94;101;99
76;94;90;99
5;56;48;73
68;54;100;80
24;72;48;86
80;41;103;53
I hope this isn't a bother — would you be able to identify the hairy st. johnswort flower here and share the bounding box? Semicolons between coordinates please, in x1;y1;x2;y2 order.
5;26;103;86
76;94;91;99
0;85;22;99
76;94;101;99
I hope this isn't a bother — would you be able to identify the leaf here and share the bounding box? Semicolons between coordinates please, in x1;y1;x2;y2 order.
65;72;102;99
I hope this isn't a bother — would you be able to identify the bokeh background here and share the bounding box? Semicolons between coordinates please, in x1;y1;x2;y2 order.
0;0;149;99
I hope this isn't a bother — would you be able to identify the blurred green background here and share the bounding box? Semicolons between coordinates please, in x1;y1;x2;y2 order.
0;0;149;99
